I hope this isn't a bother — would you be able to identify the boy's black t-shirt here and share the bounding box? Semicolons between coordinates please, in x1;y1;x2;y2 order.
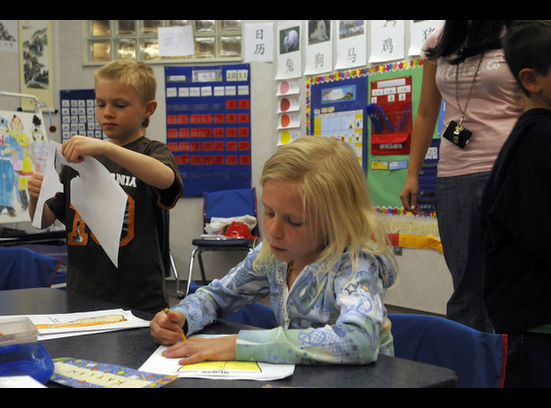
481;108;551;332
47;137;183;313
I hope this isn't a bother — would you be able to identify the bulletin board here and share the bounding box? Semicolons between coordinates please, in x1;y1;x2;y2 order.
305;68;368;171
165;64;252;197
306;60;445;248
366;59;441;216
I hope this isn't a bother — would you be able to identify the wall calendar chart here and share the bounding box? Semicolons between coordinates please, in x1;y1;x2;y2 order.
165;64;252;197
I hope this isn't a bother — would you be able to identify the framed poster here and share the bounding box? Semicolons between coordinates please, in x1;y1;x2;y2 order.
165;64;252;197
306;68;369;171
19;20;54;112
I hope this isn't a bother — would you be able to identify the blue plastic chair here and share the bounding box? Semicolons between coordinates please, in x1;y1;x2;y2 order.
0;247;62;290
181;188;258;297
389;313;507;388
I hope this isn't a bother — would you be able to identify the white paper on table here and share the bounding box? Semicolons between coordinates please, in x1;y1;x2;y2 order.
0;309;149;340
0;376;47;388
139;335;295;381
32;140;128;267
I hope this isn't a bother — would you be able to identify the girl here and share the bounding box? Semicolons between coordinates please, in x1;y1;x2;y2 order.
150;136;397;365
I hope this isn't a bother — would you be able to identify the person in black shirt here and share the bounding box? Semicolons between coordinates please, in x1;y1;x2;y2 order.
481;20;551;387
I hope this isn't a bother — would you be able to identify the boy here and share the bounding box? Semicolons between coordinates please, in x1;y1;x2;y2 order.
28;59;183;313
480;20;551;387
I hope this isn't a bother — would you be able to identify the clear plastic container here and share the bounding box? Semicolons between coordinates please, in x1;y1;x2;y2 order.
0;317;54;384
0;317;38;346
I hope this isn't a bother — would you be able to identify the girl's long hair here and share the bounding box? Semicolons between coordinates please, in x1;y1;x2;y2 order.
253;136;395;277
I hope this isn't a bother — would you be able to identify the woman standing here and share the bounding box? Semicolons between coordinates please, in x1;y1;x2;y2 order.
400;21;523;332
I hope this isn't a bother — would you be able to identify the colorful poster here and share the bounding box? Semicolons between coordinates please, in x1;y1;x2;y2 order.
0;110;49;223
165;64;252;197
305;68;368;170
366;59;442;216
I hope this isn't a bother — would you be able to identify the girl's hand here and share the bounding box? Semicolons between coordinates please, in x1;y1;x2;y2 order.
150;309;187;345
162;335;238;365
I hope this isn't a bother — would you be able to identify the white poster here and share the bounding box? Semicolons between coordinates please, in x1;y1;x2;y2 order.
0;110;49;223
0;20;18;53
335;20;367;70
244;22;274;62
408;20;444;56
158;25;195;57
369;20;405;63
19;20;54;111
304;20;333;75
276;21;302;79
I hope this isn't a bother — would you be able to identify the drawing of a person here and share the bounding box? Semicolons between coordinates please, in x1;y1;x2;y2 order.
30;115;48;172
0;116;23;216
10;114;32;210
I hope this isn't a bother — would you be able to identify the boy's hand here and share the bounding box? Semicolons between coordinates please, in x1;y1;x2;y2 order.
28;172;44;199
62;135;108;163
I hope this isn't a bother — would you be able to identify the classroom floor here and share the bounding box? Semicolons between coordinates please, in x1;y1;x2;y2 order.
165;279;444;317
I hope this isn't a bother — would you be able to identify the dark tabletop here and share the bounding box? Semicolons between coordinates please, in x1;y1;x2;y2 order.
0;288;457;388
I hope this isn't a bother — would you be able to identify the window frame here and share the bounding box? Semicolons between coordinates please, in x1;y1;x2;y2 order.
83;20;243;65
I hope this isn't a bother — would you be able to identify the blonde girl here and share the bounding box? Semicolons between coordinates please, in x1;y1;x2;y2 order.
150;136;397;365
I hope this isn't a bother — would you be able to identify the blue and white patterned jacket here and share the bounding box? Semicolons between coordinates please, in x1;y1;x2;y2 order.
172;243;396;365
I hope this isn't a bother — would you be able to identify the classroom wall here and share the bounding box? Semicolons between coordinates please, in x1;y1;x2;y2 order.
0;20;452;315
